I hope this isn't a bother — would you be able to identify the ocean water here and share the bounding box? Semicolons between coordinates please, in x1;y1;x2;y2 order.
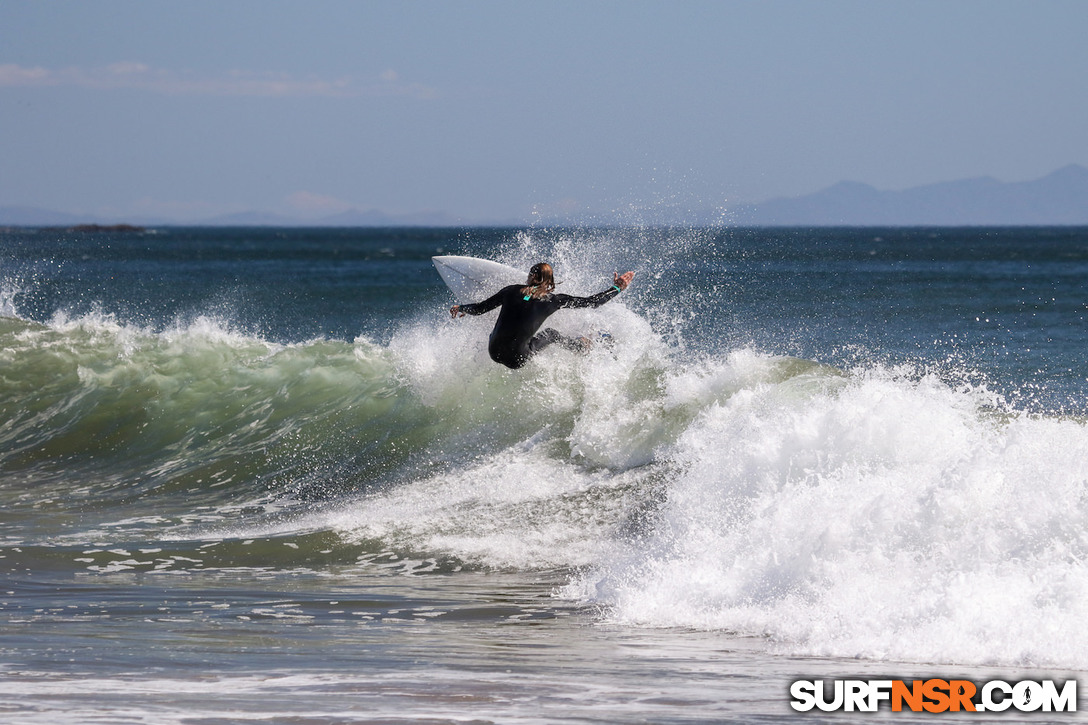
2;225;1088;723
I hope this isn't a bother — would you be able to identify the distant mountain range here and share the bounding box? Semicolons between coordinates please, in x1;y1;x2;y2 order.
730;164;1088;226
3;165;1087;227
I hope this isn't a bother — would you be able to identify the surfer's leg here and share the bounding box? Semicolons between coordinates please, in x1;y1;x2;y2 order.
528;328;561;354
530;328;589;355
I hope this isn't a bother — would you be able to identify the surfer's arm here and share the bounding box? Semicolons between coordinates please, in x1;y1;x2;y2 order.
555;289;618;309
556;271;634;309
452;286;510;317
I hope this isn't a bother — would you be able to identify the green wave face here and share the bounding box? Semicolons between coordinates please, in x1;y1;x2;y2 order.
0;315;411;513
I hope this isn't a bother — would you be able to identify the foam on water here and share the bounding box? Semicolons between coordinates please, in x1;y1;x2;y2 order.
565;364;1088;669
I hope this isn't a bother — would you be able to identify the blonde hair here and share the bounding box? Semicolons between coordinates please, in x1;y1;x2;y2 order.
520;262;555;300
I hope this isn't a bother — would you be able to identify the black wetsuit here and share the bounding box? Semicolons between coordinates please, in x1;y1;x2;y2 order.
458;284;621;369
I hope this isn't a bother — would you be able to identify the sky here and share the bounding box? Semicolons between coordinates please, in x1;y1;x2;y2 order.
1;0;1086;223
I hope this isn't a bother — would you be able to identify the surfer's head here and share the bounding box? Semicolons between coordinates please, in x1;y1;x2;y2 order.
522;263;555;299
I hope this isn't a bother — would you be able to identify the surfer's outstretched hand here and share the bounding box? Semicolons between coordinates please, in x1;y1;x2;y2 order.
450;305;465;318
614;271;635;290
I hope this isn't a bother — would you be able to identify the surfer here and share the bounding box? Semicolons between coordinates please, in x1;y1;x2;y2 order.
450;263;635;369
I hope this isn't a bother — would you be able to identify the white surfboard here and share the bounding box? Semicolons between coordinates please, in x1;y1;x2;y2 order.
432;255;525;303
